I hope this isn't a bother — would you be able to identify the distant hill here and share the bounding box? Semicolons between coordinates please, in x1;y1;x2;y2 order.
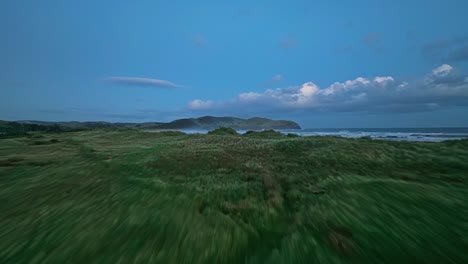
229;117;300;130
15;121;164;131
0;120;61;137
7;116;300;132
152;116;300;130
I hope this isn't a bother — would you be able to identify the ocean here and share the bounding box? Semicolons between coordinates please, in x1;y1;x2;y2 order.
277;127;468;142
182;127;468;142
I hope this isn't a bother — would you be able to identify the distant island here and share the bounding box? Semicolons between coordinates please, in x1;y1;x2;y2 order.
0;116;301;134
147;116;301;130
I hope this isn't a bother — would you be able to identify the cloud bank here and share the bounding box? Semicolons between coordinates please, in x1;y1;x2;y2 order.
103;77;183;88
188;64;468;114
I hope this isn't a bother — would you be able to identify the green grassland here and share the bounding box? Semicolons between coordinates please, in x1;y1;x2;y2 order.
0;129;467;263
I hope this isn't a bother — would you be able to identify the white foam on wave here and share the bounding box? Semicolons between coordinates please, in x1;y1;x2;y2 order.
290;130;468;142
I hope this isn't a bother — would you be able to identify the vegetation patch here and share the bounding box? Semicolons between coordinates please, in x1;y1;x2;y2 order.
208;127;239;135
0;130;467;263
243;129;285;139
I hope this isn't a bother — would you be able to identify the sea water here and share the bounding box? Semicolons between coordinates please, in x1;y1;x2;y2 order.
181;127;468;142
279;127;468;142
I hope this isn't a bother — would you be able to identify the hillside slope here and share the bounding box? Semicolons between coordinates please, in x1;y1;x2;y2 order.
13;116;301;130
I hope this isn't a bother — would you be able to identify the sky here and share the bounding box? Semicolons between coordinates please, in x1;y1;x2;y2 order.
1;0;468;128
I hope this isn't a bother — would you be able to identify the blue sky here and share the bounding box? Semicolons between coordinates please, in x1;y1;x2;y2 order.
1;0;468;127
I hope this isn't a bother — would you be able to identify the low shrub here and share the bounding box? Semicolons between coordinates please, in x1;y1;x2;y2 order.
208;127;239;136
243;129;284;139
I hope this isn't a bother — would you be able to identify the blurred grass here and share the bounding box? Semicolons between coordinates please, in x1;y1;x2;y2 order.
0;130;467;263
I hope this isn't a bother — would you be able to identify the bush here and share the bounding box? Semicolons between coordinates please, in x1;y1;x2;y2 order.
242;129;284;139
208;127;239;136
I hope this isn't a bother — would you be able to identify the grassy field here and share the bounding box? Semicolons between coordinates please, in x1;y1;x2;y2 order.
0;129;467;263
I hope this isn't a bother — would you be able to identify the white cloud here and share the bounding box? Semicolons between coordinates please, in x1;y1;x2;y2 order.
427;64;465;85
296;82;319;105
374;76;394;83
187;64;468;113
188;99;214;110
103;77;183;88
432;64;453;77
238;92;261;101
300;82;319;97
398;82;408;88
